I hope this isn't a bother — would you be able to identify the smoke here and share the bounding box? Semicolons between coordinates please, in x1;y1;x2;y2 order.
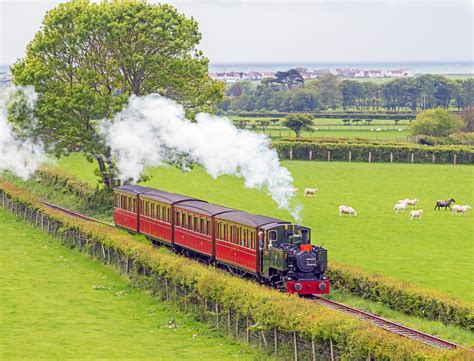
0;86;46;179
100;94;301;220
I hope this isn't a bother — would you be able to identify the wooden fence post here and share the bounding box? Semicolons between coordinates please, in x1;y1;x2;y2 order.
327;150;331;162
454;154;457;165
330;339;334;361
390;152;393;163
432;153;435;164
311;337;316;361
368;151;372;163
289;148;293;160
293;331;298;361
274;329;278;355
309;150;312;160
348;150;351;162
411;153;414;163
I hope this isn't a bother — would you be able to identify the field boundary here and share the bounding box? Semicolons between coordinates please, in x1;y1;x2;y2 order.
273;141;474;164
1;178;468;360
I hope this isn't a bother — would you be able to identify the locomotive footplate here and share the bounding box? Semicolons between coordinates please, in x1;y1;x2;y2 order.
286;279;330;295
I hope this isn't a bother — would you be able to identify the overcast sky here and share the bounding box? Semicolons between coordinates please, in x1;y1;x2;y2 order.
0;0;472;66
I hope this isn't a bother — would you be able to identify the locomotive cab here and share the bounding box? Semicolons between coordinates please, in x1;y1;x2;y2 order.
261;223;329;295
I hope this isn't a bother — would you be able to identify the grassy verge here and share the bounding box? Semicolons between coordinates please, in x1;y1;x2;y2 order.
0;207;269;360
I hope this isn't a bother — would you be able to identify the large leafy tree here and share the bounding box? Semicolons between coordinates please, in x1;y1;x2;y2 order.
10;0;224;188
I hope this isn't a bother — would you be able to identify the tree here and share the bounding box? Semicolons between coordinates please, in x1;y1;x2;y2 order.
365;119;373;125
10;0;223;188
352;118;362;126
314;74;340;110
226;81;254;97
268;69;304;89
256;119;270;133
282;113;313;138
410;109;464;137
460;104;474;132
270;118;279;127
342;119;351;126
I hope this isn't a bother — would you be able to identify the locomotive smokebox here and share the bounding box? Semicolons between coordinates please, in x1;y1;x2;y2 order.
295;251;317;273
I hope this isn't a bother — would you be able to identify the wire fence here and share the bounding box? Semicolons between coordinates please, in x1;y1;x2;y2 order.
1;192;341;360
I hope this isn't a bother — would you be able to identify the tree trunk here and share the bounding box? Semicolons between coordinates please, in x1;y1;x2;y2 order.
295;130;301;138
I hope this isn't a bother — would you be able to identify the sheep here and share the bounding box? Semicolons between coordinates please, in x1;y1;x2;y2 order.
397;198;418;207
394;201;408;213
451;205;472;216
304;188;319;197
405;198;418;207
338;205;357;217
409;209;423;220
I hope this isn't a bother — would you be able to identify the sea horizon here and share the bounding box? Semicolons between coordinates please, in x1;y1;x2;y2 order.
2;61;473;75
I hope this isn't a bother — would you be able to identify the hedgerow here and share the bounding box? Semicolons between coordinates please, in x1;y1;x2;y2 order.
328;263;474;331
273;141;474;164
0;178;470;360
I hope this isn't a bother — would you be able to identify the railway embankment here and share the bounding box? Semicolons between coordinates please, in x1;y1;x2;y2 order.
0;177;472;360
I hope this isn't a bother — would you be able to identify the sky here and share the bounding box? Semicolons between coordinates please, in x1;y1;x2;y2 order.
0;0;472;66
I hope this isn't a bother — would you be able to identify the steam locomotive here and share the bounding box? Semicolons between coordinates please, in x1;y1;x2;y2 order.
113;185;329;295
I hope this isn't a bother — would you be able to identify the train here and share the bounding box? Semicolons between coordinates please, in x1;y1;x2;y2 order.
113;185;329;295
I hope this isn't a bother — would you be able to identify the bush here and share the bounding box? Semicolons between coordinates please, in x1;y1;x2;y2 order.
410;109;464;137
272;141;474;164
0;177;469;360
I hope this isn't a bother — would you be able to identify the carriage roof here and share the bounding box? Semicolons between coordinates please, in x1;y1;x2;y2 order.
175;200;236;217
216;211;289;228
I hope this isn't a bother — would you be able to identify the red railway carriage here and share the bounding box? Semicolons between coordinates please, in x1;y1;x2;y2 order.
173;201;235;257
114;185;155;232
113;185;329;295
139;190;196;245
215;212;289;274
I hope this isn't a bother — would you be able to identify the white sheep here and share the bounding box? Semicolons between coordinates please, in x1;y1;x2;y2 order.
338;205;357;217
409;209;423;220
405;198;418;207
304;188;319;197
394;201;408;213
451;205;472;216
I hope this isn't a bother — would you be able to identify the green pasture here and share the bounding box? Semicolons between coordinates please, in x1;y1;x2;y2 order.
0;207;268;360
56;155;473;302
263;127;410;141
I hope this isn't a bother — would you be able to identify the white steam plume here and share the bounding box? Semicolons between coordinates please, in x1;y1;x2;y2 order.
0;86;46;179
100;94;301;220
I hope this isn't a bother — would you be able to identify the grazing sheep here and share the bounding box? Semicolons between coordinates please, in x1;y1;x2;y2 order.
405;199;418;207
338;205;357;217
409;209;423;220
451;205;472;216
394;201;408;213
304;188;319;197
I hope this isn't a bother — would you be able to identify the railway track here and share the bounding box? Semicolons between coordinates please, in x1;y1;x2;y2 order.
40;200;469;352
313;296;466;350
41;201;114;227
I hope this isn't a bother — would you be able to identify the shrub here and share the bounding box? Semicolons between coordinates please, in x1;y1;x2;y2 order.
410;109;464;137
273;141;474;164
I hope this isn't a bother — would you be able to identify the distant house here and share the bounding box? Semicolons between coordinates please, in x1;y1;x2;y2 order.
244;71;263;80
386;69;413;77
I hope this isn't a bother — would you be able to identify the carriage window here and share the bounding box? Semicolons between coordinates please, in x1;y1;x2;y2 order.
251;232;255;249
200;219;204;234
176;211;180;226
133;199;136;212
182;213;186;227
224;224;228;242
194;216;198;232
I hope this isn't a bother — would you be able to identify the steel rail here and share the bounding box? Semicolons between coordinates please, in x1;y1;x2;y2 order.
39;201;471;352
41;201;114;227
313;296;469;350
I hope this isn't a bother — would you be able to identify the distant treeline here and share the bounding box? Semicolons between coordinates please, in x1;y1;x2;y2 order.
220;72;474;113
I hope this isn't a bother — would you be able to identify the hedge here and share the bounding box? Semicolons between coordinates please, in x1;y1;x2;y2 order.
273;141;474;164
35;166;97;201
328;262;473;331
1;178;469;360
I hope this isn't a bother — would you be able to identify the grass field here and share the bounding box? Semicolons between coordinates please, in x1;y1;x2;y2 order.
55;155;473;302
264;127;410;141
0;207;269;360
